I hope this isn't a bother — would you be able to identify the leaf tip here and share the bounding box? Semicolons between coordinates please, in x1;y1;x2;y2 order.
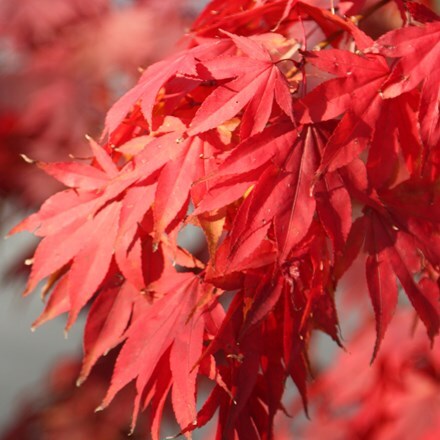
22;286;32;297
370;333;383;365
19;153;35;164
94;405;105;413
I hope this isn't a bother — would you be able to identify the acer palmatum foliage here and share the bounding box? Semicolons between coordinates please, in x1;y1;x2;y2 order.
9;0;440;438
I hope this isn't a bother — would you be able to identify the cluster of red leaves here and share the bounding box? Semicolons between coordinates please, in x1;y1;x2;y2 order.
10;0;440;438
280;310;440;439
0;0;190;205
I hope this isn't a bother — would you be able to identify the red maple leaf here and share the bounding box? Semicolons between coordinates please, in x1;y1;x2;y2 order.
369;20;440;178
187;31;294;138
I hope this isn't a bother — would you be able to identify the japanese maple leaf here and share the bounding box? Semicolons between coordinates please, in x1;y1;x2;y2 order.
365;91;421;187
369;21;440;169
211;124;322;274
193;120;296;215
10;140;124;293
10;134;178;327
370;21;440;98
105;38;233;133
196;119;351;258
182;274;311;439
190;0;372;50
77;282;139;384
315;169;352;255
189;0;292;37
272;125;321;262
98;274;214;435
334;163;440;356
351;209;440;358
188;31;293;138
153;136;204;240
116;132;220;244
294;48;393;172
